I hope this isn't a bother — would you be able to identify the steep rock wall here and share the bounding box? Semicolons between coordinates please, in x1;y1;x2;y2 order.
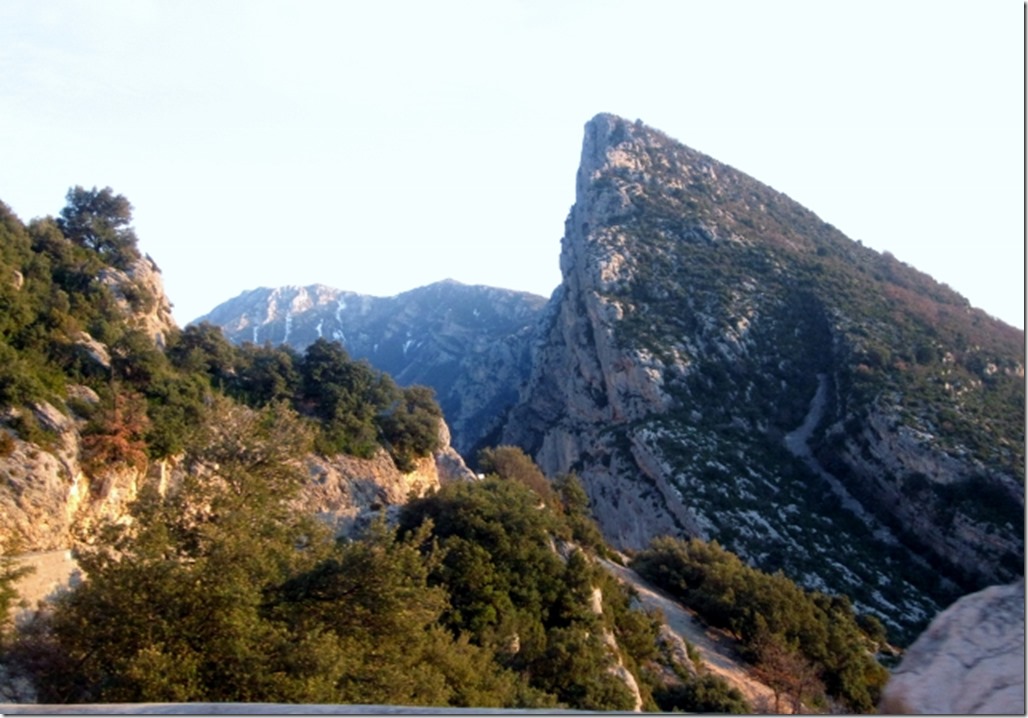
501;113;1024;638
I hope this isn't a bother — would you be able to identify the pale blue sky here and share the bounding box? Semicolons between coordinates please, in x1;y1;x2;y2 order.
1;1;1023;328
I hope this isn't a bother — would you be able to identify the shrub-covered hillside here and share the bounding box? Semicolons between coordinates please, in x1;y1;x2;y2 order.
0;189;446;490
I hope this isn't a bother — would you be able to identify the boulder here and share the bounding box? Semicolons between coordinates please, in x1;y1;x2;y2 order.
880;579;1024;714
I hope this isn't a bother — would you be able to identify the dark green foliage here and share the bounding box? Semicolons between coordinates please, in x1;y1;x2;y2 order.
399;477;568;641
631;536;889;712
477;445;558;505
398;476;659;711
166;322;239;386
267;520;518;708
378;385;443;472
653;674;750;713
226;342;301;407
170;330;447;469
475;448;607;553
299;338;392;457
554;473;608;553
56;186;141;270
14;401;518;706
293;339;444;467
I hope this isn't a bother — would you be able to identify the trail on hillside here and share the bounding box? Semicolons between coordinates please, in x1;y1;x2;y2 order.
784;373;900;546
599;558;784;713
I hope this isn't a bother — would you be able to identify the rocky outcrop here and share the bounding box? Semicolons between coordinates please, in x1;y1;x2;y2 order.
818;400;1024;589
98;254;177;349
299;421;475;536
0;401;153;554
2;405;471;557
880;579;1025;714
196;280;547;455
502;116;687;549
500;113;1024;640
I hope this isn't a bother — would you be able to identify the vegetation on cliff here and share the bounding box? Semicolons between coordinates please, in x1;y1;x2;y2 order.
5;413;731;710
632;536;890;712
0;191;442;481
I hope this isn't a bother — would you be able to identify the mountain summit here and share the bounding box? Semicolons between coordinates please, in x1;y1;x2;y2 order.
500;113;1023;639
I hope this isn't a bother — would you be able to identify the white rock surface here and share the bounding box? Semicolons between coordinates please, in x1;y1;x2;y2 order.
880;579;1025;714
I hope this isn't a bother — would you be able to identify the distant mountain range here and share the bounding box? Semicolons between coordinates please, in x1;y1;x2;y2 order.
197;113;1024;642
194;280;547;456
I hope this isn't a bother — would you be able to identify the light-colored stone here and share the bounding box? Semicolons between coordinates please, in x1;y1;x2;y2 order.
880;580;1025;714
299;421;474;537
97;254;176;349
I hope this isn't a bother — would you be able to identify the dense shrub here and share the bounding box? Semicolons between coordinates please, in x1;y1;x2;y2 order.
631;536;889;712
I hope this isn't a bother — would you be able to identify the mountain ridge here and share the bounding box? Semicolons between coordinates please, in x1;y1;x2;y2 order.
194;280;548;456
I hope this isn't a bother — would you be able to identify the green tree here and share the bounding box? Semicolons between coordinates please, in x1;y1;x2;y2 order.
229;343;300;407
299;338;392;457
272;520;517;707
553;473;606;552
56;186;141;269
477;445;558;506
22;399;329;702
166;322;239;386
378;385;443;472
398;477;649;711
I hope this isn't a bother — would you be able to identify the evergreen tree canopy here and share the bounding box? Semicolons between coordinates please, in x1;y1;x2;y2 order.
56;186;141;269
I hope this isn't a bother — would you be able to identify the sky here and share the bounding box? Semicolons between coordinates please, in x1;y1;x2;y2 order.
0;1;1023;328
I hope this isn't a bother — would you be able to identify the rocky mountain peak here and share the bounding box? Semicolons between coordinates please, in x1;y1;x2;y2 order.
504;113;1024;641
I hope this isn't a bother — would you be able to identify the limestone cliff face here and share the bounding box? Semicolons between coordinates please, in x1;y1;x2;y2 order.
502;114;1024;640
299;420;474;537
1;405;471;556
98;254;177;349
196;280;546;456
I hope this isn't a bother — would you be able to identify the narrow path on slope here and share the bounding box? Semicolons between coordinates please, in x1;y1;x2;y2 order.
783;373;900;546
599;558;783;712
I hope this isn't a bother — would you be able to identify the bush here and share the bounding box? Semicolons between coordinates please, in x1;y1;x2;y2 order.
631;536;888;712
654;674;749;713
